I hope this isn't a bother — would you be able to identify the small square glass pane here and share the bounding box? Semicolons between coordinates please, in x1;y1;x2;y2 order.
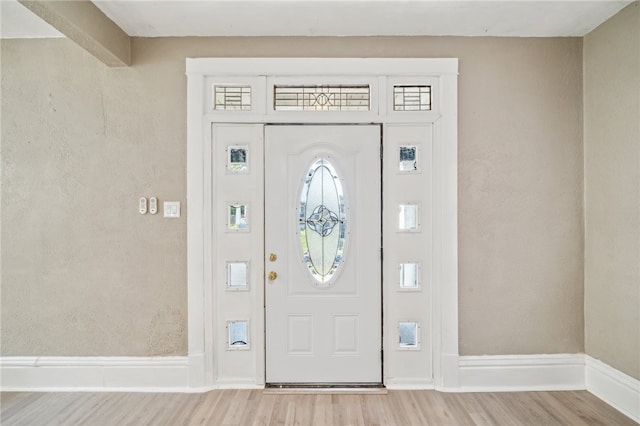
399;321;419;348
398;204;419;231
399;263;419;289
227;320;249;349
399;146;418;172
228;204;248;231
227;145;249;173
227;262;249;290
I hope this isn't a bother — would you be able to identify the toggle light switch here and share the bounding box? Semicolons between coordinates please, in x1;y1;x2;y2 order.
139;197;148;214
149;197;158;215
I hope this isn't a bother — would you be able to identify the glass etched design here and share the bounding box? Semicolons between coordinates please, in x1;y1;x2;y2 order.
393;85;432;111
307;205;339;236
214;85;251;111
275;85;370;111
299;158;346;285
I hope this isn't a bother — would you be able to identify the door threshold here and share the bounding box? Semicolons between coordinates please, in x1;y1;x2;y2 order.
264;383;387;395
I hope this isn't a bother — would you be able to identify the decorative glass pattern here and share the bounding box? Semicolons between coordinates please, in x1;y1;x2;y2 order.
299;158;346;285
214;85;251;111
393;85;432;111
274;85;370;111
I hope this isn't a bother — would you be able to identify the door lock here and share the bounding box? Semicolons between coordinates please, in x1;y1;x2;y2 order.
269;253;277;262
268;271;278;281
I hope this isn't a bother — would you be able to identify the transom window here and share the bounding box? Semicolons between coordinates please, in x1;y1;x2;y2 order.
274;85;370;111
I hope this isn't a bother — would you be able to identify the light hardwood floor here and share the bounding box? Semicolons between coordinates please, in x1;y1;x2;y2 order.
1;389;636;426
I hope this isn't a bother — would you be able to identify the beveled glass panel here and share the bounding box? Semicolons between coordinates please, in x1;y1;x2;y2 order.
399;263;419;289
228;204;248;231
227;320;249;349
227;261;249;290
299;158;346;285
398;204;418;231
399;321;419;348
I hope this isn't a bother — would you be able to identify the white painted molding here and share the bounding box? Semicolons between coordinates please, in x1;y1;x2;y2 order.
458;354;586;392
187;58;460;390
0;356;190;392
1;352;637;424
585;355;640;423
186;58;459;76
385;379;435;390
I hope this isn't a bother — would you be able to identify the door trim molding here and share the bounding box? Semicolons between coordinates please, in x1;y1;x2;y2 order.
186;58;459;389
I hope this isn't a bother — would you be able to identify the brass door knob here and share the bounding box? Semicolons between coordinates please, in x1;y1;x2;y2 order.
269;253;277;262
268;271;278;281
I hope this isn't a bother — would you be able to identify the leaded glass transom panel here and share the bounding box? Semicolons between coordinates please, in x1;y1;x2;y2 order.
214;85;251;111
393;85;432;111
299;158;346;286
275;85;370;111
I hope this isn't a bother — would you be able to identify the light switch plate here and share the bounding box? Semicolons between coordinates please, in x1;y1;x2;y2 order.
164;201;180;218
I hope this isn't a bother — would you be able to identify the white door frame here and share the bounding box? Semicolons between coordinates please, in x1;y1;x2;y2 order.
186;58;459;390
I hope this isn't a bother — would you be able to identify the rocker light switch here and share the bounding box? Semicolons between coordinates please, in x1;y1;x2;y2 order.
164;201;180;218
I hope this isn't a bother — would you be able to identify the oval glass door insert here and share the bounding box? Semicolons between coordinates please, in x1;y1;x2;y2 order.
299;158;346;286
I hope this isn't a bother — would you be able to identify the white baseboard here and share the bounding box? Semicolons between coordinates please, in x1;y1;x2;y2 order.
458;354;586;392
385;378;435;390
0;356;190;392
2;353;637;424
585;356;640;423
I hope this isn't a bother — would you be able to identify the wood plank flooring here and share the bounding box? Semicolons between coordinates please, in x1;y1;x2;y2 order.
1;389;636;426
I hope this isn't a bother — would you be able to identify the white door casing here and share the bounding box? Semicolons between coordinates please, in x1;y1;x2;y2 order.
186;58;459;390
265;125;381;384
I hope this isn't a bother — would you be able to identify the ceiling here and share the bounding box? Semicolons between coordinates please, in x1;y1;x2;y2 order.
0;0;634;39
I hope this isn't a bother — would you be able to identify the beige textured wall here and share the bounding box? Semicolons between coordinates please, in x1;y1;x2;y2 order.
584;2;640;380
1;38;187;356
1;36;584;356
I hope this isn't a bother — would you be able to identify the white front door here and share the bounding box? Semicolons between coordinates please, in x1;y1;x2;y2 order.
265;125;382;384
